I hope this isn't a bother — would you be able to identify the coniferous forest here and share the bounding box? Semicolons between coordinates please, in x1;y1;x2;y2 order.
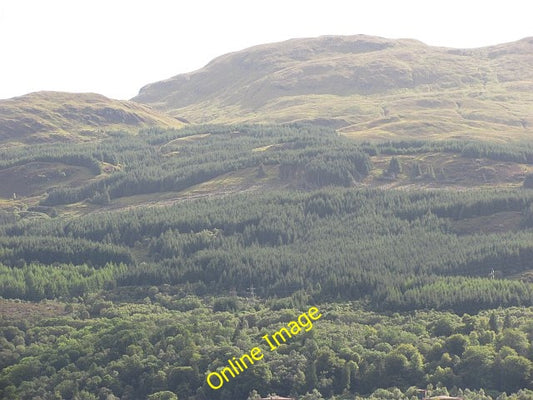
1;125;533;400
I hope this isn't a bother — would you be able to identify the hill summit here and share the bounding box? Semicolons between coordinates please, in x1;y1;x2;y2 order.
0;91;185;144
134;35;533;142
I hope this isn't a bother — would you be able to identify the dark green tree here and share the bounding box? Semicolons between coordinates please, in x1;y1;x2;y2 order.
387;157;402;176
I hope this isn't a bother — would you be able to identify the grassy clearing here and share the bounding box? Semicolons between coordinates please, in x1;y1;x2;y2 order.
159;133;211;154
252;144;279;152
450;211;523;235
368;153;532;189
0;298;66;321
0;162;95;199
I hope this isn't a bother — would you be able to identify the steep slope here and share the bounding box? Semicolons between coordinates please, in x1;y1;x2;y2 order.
0;91;185;144
134;35;533;142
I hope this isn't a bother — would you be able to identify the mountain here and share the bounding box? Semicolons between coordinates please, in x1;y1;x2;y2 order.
134;35;533;142
3;36;533;400
0;91;185;144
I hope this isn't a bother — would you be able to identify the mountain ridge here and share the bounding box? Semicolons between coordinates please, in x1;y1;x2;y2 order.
2;35;531;145
133;34;533;142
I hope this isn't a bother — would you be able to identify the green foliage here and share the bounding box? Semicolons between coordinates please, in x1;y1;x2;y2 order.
386;157;402;176
2;124;533;399
1;301;532;399
148;391;178;400
3;183;533;312
373;139;533;165
24;124;373;206
0;262;125;300
213;297;240;312
0;236;132;268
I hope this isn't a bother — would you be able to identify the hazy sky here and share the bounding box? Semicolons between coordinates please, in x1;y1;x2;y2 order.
1;0;532;100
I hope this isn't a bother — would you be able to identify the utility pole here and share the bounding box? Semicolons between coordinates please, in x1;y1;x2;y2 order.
247;283;256;303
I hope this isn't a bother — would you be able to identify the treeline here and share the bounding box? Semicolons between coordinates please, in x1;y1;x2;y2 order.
0;262;125;300
368;139;533;164
0;144;102;174
0;235;132;267
395;191;533;221
380;276;533;312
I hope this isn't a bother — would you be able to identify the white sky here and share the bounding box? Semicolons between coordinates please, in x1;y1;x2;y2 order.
1;0;532;100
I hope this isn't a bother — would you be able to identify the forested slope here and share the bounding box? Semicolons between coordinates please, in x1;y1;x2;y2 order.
1;124;533;399
2;125;533;312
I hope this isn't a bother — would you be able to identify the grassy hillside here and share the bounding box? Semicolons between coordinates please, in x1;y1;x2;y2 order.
0;91;185;144
134;35;533;142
